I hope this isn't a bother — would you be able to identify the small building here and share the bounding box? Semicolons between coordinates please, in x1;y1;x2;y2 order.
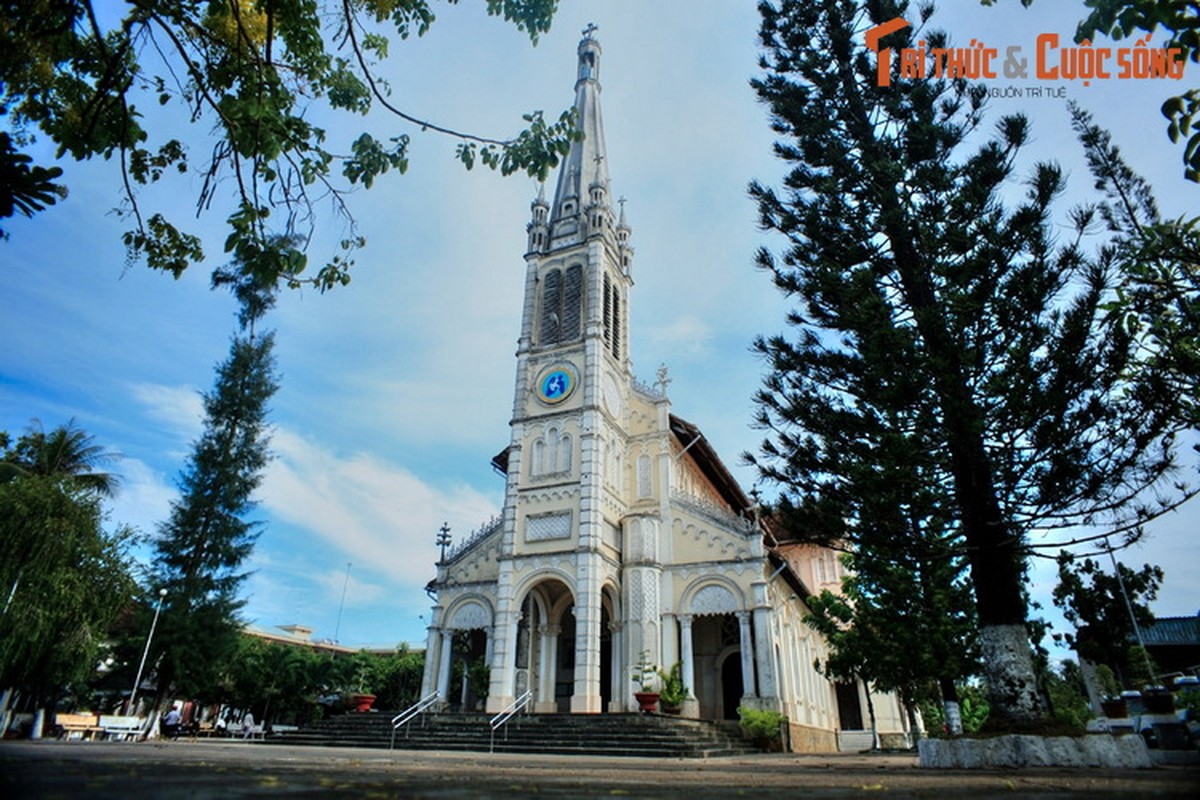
419;28;910;752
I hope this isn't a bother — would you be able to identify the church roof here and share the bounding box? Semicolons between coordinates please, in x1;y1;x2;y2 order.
549;25;611;226
669;414;754;517
1141;615;1200;647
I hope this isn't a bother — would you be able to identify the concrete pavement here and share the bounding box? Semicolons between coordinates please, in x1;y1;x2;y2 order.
2;738;1198;798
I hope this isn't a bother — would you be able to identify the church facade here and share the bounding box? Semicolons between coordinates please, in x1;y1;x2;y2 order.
420;29;911;752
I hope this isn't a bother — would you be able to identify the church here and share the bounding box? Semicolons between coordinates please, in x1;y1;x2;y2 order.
420;28;911;753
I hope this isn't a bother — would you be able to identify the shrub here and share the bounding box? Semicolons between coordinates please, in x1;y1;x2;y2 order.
737;706;787;749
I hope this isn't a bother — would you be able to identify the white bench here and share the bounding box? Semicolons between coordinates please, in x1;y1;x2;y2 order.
98;715;147;741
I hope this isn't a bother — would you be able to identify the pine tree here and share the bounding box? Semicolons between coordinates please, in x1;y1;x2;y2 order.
148;272;278;701
749;0;1188;724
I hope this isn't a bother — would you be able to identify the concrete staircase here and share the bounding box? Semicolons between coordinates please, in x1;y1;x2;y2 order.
270;711;759;758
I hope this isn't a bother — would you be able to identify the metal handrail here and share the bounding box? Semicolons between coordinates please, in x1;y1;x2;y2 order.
489;690;533;753
390;691;440;750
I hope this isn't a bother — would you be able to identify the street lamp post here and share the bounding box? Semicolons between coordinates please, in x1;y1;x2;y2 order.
128;588;166;715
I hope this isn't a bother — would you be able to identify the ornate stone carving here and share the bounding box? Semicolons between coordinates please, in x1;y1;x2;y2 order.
526;512;572;541
690;584;739;616
449;601;492;630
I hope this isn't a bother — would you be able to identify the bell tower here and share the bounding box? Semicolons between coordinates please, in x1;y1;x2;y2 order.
488;24;638;714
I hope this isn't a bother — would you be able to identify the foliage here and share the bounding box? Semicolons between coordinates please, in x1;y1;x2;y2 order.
372;645;426;710
920;682;991;736
1094;663;1121;699
221;637;326;725
214;638;423;723
0;131;65;238
451;654;490;708
800;523;979;720
148;271;279;701
0;470;138;708
1043;660;1092;731
737;706;787;747
0;0;576;289
749;0;1191;723
1069;103;1200;433
631;649;657;692
1176;686;1200;720
0;419;121;497
657;662;687;708
983;0;1200;182
1052;550;1163;688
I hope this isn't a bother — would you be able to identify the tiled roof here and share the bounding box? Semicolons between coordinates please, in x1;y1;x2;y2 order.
1141;615;1200;647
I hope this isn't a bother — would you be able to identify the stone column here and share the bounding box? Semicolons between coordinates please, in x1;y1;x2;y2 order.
486;568;518;713
436;629;454;701
608;620;624;712
622;513;662;706
419;621;441;699
753;604;778;703
679;615;696;699
738;611;757;699
572;578;602;713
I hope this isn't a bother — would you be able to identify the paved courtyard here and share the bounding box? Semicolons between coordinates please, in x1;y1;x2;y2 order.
2;739;1198;798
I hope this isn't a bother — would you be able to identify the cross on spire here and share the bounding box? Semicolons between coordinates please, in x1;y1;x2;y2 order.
582;22;598;39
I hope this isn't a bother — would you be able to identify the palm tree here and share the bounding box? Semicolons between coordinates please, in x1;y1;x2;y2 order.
0;419;120;496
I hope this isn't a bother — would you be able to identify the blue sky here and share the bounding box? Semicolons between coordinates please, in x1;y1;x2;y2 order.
2;1;1196;654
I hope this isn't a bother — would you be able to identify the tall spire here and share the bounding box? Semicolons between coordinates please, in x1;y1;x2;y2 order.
549;24;611;230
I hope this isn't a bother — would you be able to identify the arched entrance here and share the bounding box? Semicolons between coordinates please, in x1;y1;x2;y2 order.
516;577;575;713
452;629;489;711
436;597;494;707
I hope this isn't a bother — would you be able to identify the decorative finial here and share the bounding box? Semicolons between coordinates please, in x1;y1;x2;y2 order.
655;364;671;394
582;22;598;39
436;522;452;562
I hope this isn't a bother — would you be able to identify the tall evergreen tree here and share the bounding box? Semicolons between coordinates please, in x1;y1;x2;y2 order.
148;271;278;702
749;0;1190;724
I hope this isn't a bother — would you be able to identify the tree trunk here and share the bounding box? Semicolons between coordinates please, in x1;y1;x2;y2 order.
30;707;45;740
863;681;879;750
978;624;1043;723
939;677;963;735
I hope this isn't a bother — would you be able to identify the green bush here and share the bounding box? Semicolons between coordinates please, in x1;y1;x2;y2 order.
657;663;687;708
737;706;787;747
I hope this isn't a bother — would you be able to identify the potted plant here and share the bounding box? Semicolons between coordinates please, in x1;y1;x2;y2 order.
631;650;660;713
348;664;377;712
657;663;687;715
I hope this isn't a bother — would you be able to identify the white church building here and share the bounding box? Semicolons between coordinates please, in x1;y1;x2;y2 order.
420;28;911;753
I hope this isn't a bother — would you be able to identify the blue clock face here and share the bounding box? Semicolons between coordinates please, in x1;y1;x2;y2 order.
537;365;576;404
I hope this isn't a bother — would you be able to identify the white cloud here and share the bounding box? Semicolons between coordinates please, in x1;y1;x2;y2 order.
107;457;175;538
259;429;499;587
130;382;205;441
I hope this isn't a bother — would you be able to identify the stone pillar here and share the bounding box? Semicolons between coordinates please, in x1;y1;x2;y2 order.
679;615;696;699
738;611;757;698
419;621;441;699
679;614;702;718
436;629;454;701
608;620;624;712
486;569;518;713
622;513;662;705
753;604;778;704
572;575;602;713
536;624;561;712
